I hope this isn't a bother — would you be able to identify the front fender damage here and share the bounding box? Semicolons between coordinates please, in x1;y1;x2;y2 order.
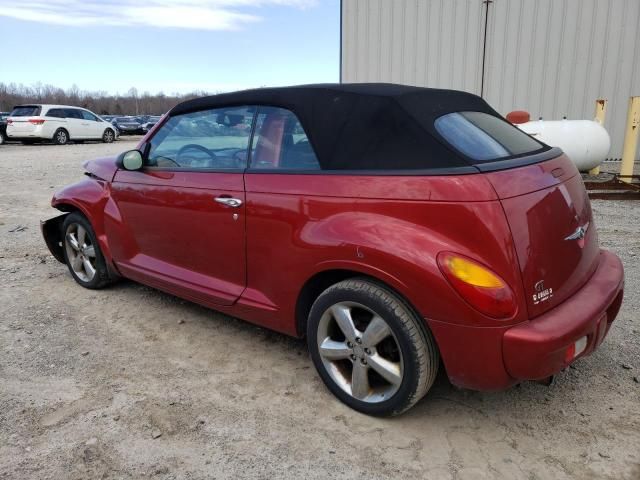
40;213;68;263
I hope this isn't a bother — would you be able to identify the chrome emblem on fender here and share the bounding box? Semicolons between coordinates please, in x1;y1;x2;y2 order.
564;222;589;241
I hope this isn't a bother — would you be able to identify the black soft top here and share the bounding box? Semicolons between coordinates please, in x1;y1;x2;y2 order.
169;83;548;172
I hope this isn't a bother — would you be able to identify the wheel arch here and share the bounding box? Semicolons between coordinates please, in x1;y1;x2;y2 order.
53;127;70;141
51;198;120;279
295;267;435;347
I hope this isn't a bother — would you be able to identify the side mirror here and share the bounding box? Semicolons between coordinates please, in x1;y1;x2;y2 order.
120;150;143;171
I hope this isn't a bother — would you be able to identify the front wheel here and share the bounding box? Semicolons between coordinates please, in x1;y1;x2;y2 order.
307;278;439;416
62;212;112;289
102;129;115;143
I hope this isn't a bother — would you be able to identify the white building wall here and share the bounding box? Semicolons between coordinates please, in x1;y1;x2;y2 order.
341;0;640;159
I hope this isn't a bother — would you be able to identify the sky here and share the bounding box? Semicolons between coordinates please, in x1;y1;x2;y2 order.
0;0;340;95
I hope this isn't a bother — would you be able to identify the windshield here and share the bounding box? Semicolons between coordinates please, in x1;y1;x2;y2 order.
435;111;545;162
116;117;135;122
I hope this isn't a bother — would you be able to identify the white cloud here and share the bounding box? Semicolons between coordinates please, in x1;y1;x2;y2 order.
0;0;318;30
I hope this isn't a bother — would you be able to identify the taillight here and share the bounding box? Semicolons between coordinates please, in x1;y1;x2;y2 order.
437;252;517;319
28;118;45;125
564;336;587;363
7;119;12;125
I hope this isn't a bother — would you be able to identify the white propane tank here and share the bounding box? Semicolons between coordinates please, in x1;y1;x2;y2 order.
513;118;611;172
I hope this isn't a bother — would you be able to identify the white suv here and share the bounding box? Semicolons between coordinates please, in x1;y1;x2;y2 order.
6;104;118;145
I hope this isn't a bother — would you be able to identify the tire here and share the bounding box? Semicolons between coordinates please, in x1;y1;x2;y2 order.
0;132;5;145
62;212;112;289
102;129;115;143
53;128;68;145
307;278;439;416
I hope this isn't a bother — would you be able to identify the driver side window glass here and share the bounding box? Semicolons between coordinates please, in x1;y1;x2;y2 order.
146;106;254;170
81;110;98;121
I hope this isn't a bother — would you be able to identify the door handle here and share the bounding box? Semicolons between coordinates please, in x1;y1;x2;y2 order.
214;196;243;208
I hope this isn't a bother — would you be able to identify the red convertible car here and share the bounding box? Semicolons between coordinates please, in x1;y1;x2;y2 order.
42;84;624;416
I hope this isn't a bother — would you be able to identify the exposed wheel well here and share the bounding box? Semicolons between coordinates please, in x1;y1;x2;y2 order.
56;203;82;214
295;270;355;336
50;205;120;280
295;269;426;339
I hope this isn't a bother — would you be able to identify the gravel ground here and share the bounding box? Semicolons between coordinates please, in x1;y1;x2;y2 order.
0;140;638;480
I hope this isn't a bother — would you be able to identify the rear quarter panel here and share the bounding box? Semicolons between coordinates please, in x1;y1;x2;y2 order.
244;173;529;335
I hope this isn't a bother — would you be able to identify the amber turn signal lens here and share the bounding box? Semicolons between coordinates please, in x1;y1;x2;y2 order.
442;255;505;288
437;252;517;319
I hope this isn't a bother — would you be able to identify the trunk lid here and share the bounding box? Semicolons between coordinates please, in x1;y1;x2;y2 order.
485;154;600;318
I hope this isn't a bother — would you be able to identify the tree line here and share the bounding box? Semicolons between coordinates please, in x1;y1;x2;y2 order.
0;82;211;115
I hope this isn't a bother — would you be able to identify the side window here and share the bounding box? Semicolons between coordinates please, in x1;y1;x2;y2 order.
65;109;83;119
435;111;544;162
146;106;254;170
81;110;98;121
46;108;65;118
250;107;320;170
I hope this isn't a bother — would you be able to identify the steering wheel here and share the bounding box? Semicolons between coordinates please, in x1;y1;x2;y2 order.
176;144;217;165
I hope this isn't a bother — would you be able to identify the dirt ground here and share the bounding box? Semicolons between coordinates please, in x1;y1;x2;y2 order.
1;139;638;480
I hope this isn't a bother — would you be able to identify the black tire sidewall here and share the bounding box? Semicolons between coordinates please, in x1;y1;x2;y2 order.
53;129;68;145
307;280;425;416
103;129;114;143
62;212;109;289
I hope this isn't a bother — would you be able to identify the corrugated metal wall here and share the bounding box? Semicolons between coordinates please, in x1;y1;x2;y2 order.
341;0;640;159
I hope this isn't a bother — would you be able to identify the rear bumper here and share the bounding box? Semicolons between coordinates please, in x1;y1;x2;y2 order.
428;249;624;390
7;133;44;139
503;249;624;380
7;125;45;138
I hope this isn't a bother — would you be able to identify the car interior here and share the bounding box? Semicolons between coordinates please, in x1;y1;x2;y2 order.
148;107;320;171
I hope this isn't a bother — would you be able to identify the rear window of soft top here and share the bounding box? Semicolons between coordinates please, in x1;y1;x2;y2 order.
435;111;545;162
11;106;42;117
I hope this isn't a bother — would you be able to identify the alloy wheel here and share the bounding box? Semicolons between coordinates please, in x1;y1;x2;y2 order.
56;130;67;144
64;223;97;282
316;301;404;403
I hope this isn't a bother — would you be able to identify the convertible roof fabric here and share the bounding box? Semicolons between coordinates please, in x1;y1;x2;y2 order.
169;83;510;171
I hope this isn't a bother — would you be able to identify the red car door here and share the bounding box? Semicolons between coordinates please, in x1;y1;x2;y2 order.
108;106;254;306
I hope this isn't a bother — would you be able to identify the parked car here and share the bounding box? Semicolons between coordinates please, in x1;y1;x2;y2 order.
101;115;117;123
41;84;624;416
111;116;142;135
6;105;117;144
0;112;10;145
140;116;162;133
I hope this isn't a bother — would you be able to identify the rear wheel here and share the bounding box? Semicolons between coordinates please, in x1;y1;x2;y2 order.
62;212;112;289
0;132;5;145
307;278;439;416
53;129;68;145
102;129;115;143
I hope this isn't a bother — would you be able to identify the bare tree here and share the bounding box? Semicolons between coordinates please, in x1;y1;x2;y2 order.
0;82;213;115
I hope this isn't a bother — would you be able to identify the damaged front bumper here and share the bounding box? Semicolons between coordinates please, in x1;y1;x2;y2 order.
40;213;68;263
